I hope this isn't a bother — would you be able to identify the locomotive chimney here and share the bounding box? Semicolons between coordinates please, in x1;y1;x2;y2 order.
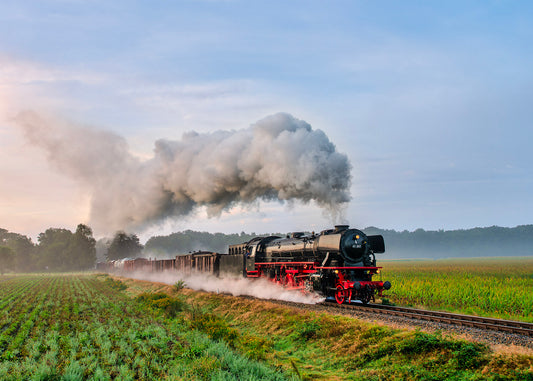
334;225;349;232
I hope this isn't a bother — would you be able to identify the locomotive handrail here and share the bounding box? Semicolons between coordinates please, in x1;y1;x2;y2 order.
315;266;382;270
254;261;316;265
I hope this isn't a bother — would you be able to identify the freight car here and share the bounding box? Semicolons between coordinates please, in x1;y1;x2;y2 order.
97;251;222;275
99;225;391;304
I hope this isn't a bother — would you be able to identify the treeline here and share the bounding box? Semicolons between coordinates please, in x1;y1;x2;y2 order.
0;226;143;273
365;225;533;259
2;224;532;273
0;224;96;273
146;225;533;259
144;230;262;257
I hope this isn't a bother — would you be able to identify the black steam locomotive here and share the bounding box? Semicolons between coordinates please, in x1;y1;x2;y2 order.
100;225;391;304
228;225;391;304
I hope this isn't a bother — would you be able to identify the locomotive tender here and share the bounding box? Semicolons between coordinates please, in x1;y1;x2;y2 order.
100;225;391;304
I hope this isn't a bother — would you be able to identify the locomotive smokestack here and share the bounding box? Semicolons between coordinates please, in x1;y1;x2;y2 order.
334;225;349;232
16;111;352;234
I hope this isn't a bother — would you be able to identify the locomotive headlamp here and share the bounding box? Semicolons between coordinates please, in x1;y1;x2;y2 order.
355;235;360;240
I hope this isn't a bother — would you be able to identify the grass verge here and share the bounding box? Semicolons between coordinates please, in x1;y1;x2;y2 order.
120;274;533;380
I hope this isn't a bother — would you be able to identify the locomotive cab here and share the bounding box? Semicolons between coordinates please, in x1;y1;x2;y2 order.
245;243;257;271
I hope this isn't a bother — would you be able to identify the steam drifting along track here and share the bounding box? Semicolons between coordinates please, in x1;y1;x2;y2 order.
326;301;533;337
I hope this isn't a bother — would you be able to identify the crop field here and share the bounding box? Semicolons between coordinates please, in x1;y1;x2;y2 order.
1;273;532;380
381;257;533;322
0;274;291;380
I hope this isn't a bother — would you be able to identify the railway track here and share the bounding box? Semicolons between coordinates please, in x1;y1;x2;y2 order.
325;301;533;337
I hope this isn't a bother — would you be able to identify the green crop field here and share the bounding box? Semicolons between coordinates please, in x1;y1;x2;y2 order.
380;257;533;322
0;274;292;380
0;273;532;380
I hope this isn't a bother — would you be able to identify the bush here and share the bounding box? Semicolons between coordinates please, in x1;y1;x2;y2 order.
153;297;186;317
381;298;395;306
135;292;187;317
396;331;447;355
450;342;488;369
391;331;489;371
103;277;127;291
190;313;239;346
173;280;186;293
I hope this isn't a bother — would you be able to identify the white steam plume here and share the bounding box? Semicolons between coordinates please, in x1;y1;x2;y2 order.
122;270;325;304
15;111;351;233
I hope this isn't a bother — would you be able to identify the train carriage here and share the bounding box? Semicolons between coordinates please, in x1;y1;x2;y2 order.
151;258;175;272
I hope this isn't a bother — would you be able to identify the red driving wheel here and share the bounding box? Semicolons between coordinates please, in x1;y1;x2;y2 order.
335;285;345;304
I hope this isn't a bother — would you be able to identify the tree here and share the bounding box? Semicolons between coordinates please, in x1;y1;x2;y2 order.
36;228;73;271
106;232;143;261
10;235;35;272
33;224;98;271
69;224;97;270
0;246;14;274
0;229;35;272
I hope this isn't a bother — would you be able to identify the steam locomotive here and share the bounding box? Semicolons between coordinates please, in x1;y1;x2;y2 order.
99;225;391;304
228;225;391;304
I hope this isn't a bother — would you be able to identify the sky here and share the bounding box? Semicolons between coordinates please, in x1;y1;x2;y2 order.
1;1;532;241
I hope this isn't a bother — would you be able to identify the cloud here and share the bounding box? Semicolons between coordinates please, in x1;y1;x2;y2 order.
15;111;351;234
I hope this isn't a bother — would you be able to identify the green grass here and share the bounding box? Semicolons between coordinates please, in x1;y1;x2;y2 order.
380;257;533;322
169;281;533;380
1;272;532;380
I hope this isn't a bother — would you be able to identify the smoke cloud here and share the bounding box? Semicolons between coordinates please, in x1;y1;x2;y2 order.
121;270;325;304
16;111;351;233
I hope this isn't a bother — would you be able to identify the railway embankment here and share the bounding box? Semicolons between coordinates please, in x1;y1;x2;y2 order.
119;275;533;380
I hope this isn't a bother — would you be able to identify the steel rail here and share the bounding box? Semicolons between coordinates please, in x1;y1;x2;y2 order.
325;301;533;337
